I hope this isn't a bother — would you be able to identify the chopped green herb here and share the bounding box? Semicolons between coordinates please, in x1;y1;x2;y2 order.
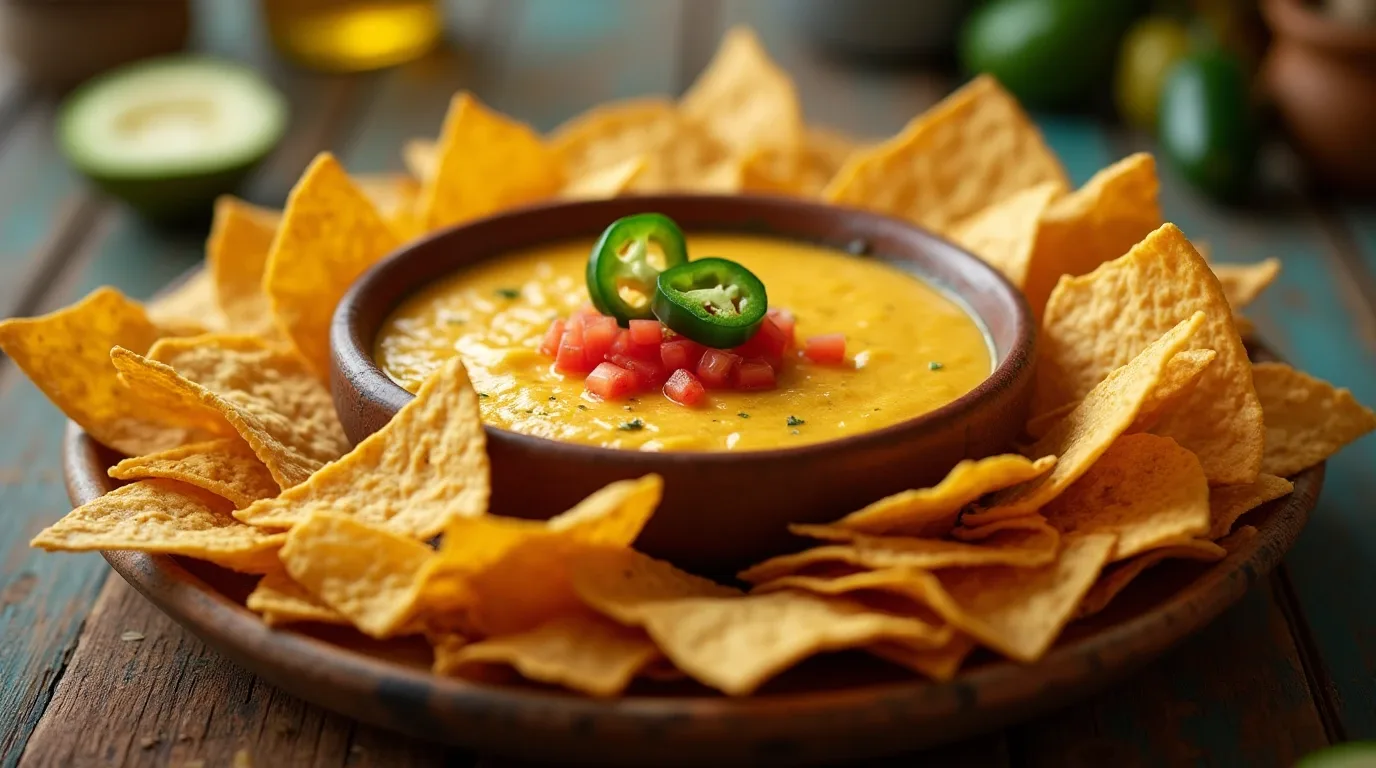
786;415;806;427
495;287;521;299
478;392;489;399
618;418;645;431
623;405;633;411
738;412;750;419
548;396;557;401
577;404;588;411
929;361;944;371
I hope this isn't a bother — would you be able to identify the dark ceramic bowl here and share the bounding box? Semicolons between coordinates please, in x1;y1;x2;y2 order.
331;196;1035;573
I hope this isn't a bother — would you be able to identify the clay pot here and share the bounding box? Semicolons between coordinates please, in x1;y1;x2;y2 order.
1263;0;1376;191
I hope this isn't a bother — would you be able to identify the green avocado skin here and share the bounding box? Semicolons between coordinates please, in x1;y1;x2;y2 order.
1157;50;1258;203
85;162;263;223
1295;742;1376;768
959;0;1145;109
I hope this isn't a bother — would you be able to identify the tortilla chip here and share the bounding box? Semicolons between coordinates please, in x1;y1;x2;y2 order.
1036;223;1263;485
403;138;437;183
146;271;226;336
568;546;740;626
278;512;433;638
1075;537;1225;618
246;569;348;627
0;287;210;455
112;335;348;490
966;313;1203;523
355;172;423;240
951;513;1059;542
420;92;562;230
1208;473;1294;540
1213;258;1281;311
443;612;659;697
740;128;860;197
869;634;977;682
1041;434;1210;561
952;182;1062;287
234;355;488;539
824;75;1069;234
206;197;280;337
1234;315;1256;339
760;533;1115;663
630;118;739;193
1252;362;1376;477
680;26;803;155
550;98;677;173
558;155;646;200
30;478;284;573
264;153;401;378
109;438;278;509
1025;349;1217;440
740;526;1059;585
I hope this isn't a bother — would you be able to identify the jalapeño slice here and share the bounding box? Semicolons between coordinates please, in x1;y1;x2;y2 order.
586;213;688;325
652;257;767;348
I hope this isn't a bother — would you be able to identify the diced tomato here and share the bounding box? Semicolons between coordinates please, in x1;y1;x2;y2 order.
629;319;663;346
735;359;777;391
696;349;740;388
582;316;618;367
766;307;796;346
663;368;706;406
539;318;564;357
734;316;789;369
609;328;659;361
660;338;706;372
564;314;585;343
804;333;847;365
556;337;591;373
585;362;638;400
574;303;602;319
610;353;667;389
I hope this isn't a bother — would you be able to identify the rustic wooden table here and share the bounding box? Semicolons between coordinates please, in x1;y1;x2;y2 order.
4;1;1375;766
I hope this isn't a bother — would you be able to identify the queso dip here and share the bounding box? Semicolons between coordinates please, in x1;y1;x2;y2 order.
376;234;991;451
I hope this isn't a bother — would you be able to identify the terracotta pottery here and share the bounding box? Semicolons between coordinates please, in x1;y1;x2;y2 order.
1263;0;1376;191
330;195;1036;574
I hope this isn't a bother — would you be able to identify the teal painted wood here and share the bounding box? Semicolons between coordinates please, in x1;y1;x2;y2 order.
1340;203;1376;285
1034;115;1119;187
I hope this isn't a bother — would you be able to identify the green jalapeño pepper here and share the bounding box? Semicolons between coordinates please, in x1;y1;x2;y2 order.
586;213;689;325
652;257;768;348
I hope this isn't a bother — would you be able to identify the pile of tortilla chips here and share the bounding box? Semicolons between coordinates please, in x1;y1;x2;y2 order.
6;27;1374;699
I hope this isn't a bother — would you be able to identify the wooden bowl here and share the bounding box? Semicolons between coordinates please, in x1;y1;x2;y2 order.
330;195;1036;573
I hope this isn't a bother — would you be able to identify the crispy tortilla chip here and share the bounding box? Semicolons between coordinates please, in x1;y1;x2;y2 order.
403;138;437;183
761;533;1115;663
1233;315;1256;339
112;335;348;490
1036;224;1263;485
234;355;488;538
279;512;433;638
109;438;278;509
1025;349;1217;440
951;513;1058;541
0;287;211;455
1075;537;1225;618
30;478;284;573
1252;362;1376;477
550;98;678;177
1213;258;1281;311
869;634;977;682
740;128;860;197
740;526;1059;585
444;612;659;697
680;26;803;155
967;313;1203;523
631;118;739;193
206;197;280;337
1208;473;1294;540
1041;434;1210;561
568;546;741;626
246;569;348;627
951;182;1062;287
1020;153;1162;318
146;270;226;336
824;75;1069;234
264;153;401;378
420;92;562;230
790;455;1056;540
355;172;423;240
559;155;646;200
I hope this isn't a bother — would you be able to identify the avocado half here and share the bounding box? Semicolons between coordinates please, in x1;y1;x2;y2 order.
58;56;287;222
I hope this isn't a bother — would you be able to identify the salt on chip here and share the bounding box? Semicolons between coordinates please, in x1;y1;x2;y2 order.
112;335;348;490
1208;473;1293;540
0;287;212;456
1035;223;1263;485
443;612;659;697
1252;362;1376;477
109;437;278;509
146;270;226;336
234;355;488;539
824;75;1069;234
1041;433;1210;561
1025;349;1217;440
558;155;645;200
740;526;1059;585
419;92;562;230
1213;258;1281;311
1075;536;1225;619
279;512;433;638
869;634;977;682
30;478;284;573
1019;152;1162;319
966;312;1203;523
951;182;1062;287
246;569;348;627
264;153;401;379
206;197;280;337
679;26;803;155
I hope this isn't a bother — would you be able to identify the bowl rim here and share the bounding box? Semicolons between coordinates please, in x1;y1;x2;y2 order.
331;194;1035;463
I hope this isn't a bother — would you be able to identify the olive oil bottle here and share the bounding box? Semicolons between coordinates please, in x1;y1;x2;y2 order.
262;0;440;72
